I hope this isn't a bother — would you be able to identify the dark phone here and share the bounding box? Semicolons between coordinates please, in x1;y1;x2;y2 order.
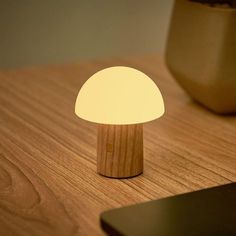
100;183;236;236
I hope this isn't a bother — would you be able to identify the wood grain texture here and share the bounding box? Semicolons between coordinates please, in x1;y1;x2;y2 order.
97;124;143;178
0;55;235;235
0;152;77;236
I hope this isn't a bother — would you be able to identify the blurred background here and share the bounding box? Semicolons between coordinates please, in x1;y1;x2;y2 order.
0;0;174;69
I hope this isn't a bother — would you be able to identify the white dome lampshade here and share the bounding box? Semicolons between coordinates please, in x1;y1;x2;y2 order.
75;66;164;178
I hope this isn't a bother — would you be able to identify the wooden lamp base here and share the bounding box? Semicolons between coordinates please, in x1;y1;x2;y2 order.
97;124;143;178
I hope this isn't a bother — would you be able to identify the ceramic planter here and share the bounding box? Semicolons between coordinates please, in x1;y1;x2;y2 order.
166;0;236;114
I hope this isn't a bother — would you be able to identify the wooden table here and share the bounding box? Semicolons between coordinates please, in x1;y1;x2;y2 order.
0;55;235;236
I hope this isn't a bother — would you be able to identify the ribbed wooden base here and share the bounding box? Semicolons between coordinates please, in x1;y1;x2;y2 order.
97;124;143;178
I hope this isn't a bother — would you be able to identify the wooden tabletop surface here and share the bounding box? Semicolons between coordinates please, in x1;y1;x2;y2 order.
0;55;235;236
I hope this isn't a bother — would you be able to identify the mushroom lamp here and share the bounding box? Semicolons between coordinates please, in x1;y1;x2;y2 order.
75;66;164;178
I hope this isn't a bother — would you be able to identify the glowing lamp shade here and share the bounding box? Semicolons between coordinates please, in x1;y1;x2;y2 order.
75;66;165;178
75;66;164;125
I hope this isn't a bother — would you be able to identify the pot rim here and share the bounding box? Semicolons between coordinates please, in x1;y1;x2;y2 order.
186;0;236;12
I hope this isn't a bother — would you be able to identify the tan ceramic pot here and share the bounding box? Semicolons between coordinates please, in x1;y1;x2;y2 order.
166;0;236;114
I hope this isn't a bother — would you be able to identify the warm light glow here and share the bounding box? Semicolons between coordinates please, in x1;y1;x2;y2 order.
75;66;164;125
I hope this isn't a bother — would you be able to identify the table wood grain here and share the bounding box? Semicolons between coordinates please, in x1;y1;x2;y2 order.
0;55;235;236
